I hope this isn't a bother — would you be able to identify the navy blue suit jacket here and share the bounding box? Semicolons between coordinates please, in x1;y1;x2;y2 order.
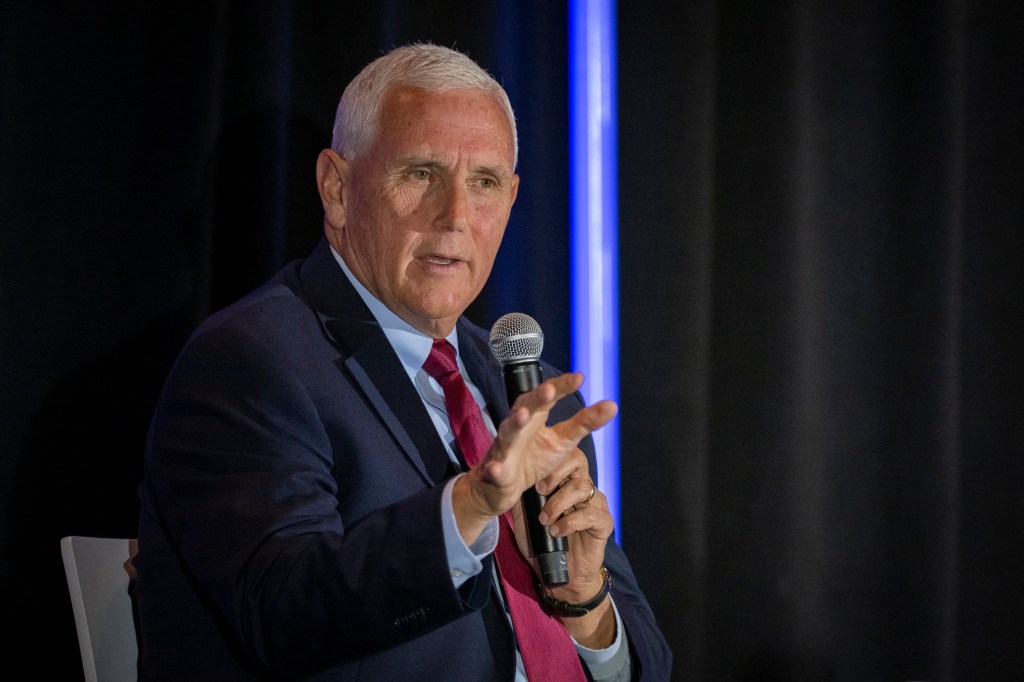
135;238;671;680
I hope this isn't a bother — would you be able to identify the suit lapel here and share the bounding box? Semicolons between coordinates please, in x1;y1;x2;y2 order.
345;339;457;484
298;239;453;485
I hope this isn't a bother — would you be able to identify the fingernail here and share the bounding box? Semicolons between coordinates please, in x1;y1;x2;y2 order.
538;512;549;525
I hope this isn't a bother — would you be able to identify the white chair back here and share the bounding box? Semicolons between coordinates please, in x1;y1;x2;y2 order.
60;535;139;682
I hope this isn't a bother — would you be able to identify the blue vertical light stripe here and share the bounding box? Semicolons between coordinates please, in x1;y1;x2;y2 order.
569;0;620;534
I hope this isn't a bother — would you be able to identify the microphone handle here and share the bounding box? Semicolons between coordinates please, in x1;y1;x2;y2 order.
502;361;570;586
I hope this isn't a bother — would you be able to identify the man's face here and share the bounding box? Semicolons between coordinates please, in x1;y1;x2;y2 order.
327;85;519;337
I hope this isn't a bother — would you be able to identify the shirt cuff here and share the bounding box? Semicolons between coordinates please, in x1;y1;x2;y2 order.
441;474;499;589
573;596;632;680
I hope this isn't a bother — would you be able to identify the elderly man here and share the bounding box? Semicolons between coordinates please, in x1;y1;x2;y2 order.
135;43;671;681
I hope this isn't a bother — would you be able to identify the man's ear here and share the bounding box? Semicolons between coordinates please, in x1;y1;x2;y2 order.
316;149;348;231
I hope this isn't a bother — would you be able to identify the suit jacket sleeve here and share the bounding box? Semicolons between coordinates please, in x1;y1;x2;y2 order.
143;297;488;676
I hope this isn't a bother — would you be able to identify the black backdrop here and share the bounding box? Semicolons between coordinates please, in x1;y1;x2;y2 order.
1;2;1021;680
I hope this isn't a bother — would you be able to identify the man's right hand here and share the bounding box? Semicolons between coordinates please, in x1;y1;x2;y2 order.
451;372;617;544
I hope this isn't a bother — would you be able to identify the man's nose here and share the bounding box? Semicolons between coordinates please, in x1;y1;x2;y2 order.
436;182;470;231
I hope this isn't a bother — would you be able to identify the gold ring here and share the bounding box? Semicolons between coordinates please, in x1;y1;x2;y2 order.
584;481;596;504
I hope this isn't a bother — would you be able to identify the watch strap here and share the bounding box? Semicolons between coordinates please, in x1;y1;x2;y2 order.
536;566;611;618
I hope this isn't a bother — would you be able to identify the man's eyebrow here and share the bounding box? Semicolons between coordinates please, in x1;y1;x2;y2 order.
392;157;513;180
471;164;516;184
386;157;443;177
395;156;443;169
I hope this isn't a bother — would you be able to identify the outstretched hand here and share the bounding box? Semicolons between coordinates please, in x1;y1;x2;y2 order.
451;371;620;649
452;372;616;543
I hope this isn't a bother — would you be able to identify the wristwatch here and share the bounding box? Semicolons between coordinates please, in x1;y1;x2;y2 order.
537;566;611;617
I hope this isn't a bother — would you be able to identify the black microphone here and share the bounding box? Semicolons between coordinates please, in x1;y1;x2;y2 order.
489;312;569;587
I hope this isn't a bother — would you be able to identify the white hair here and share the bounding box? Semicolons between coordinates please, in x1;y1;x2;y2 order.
331;43;518;168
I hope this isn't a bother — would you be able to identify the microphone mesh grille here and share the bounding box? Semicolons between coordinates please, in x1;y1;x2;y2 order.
488;312;544;363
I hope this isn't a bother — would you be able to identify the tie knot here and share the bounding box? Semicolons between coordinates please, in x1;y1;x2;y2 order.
422;338;458;381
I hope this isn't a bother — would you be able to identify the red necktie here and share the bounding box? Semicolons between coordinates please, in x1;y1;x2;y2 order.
423;339;586;681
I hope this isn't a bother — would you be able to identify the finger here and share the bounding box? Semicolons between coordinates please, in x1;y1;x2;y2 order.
536;449;589;495
497;376;581;441
580;478;597;506
495;378;613;455
550;399;618;445
538;472;598;525
548;491;613;538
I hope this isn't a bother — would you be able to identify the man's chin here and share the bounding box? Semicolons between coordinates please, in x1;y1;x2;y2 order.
399;306;462;338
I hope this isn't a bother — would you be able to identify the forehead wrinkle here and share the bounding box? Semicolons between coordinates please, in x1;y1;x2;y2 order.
379;88;516;175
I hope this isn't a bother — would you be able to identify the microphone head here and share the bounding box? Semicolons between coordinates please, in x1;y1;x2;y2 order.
489;312;544;364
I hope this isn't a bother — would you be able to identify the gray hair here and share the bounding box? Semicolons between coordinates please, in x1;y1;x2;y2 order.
331;43;518;168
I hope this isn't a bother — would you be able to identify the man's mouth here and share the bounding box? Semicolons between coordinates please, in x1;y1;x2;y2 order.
424;256;458;265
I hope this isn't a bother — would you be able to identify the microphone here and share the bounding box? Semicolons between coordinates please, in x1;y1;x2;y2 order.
489;312;569;587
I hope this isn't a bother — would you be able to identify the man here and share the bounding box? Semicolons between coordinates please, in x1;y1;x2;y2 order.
135;43;671;680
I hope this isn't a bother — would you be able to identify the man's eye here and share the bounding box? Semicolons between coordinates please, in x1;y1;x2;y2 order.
478;177;495;189
411;169;431;181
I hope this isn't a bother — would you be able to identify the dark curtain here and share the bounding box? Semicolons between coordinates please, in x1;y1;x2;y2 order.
1;1;1020;680
618;1;1023;681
